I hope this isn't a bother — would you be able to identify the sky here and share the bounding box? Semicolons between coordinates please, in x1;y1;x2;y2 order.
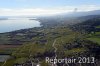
0;0;100;16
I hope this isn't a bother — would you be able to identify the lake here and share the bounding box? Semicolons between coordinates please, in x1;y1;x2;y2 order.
0;55;10;62
0;17;41;33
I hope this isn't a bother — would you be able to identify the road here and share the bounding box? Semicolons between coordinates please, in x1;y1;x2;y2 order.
52;39;57;58
52;39;57;66
2;60;6;66
52;39;70;66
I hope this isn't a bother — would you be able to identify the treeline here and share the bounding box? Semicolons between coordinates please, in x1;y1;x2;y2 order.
70;17;100;33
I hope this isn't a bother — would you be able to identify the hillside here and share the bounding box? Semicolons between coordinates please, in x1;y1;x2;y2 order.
0;14;100;66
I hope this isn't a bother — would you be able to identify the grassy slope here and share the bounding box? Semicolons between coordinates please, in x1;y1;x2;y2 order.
96;25;100;28
87;32;100;44
2;27;80;66
1;26;100;66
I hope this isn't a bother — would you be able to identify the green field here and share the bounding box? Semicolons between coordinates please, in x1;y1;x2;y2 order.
87;32;100;44
96;26;100;28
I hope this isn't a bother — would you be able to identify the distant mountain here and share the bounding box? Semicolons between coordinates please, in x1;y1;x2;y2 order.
37;10;100;27
0;18;8;20
59;10;100;17
70;15;100;33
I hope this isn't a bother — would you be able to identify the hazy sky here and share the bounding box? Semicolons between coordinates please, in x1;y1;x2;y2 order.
0;0;100;16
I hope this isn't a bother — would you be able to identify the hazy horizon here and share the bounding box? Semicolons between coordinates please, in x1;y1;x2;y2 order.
0;0;100;16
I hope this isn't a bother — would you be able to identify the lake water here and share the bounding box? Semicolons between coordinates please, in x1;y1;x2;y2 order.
0;17;41;33
0;55;10;62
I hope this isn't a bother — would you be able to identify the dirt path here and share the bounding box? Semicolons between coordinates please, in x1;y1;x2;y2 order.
52;39;57;58
52;39;58;66
2;60;6;66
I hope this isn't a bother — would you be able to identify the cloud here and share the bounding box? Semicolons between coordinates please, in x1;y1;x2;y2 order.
0;8;70;16
0;5;100;16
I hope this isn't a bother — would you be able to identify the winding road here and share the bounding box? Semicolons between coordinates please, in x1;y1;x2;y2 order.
2;60;6;66
52;39;70;66
52;39;57;66
52;39;57;58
